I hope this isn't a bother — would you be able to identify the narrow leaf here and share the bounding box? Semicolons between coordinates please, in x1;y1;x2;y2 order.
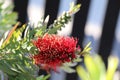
106;56;119;80
77;66;90;80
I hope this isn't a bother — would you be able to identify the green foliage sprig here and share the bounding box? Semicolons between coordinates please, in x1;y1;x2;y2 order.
47;3;81;34
0;0;17;38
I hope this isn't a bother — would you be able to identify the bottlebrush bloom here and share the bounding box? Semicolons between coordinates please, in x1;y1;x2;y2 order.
32;33;80;71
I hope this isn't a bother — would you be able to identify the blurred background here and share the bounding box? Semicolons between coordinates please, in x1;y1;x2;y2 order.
2;0;120;80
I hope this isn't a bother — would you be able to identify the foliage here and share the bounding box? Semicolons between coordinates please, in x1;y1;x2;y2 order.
0;0;17;38
36;74;51;80
77;55;119;80
0;2;90;80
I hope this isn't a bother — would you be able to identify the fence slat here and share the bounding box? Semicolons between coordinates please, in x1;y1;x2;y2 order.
98;0;120;67
13;0;28;25
71;0;91;49
44;0;60;26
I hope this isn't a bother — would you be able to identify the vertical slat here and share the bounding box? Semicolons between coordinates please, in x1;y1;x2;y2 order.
13;0;28;26
44;0;60;26
27;0;45;25
66;0;91;80
98;0;120;67
83;0;108;54
71;0;91;49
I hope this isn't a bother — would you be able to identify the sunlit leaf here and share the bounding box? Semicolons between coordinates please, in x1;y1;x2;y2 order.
61;66;76;73
37;74;50;80
77;55;118;80
106;56;119;80
77;66;90;80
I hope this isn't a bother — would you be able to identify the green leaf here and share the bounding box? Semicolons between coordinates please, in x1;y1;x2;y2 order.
37;74;50;80
84;55;106;80
84;55;99;80
37;75;44;80
0;30;9;47
16;64;26;73
43;74;51;80
77;66;90;80
10;68;21;73
84;42;91;50
80;42;91;56
106;56;119;80
61;65;76;73
0;60;17;76
69;3;81;14
77;55;108;80
73;57;82;62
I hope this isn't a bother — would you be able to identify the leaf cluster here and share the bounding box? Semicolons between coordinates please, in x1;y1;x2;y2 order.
0;0;17;38
0;24;38;80
77;55;119;80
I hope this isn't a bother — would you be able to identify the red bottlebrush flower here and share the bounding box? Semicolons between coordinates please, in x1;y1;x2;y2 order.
32;33;80;71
